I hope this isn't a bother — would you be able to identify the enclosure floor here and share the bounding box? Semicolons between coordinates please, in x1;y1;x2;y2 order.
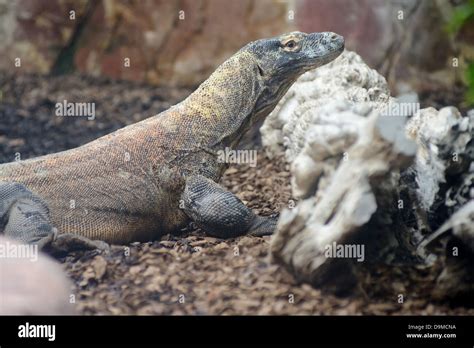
58;155;474;315
1;73;472;315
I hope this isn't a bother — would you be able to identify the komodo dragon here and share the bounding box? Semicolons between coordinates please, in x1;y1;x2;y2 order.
0;31;344;252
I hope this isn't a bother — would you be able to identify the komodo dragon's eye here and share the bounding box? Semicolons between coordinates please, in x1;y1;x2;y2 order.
282;39;300;52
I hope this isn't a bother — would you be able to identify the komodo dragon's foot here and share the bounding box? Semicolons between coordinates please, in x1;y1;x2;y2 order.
0;182;109;254
181;175;278;238
46;233;110;254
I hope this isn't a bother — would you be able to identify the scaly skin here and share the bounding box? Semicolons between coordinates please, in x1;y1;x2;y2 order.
0;31;344;249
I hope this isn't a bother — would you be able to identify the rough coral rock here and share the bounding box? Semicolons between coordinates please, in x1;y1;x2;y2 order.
270;102;417;293
266;49;474;300
405;107;474;212
407;107;474;301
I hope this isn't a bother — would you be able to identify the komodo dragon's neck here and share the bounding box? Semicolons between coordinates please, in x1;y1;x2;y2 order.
169;51;266;152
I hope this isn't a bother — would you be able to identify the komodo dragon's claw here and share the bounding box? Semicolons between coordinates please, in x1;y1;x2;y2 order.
48;230;111;254
247;215;278;237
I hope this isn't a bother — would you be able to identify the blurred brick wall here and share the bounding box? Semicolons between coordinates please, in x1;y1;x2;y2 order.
0;0;291;86
0;0;471;91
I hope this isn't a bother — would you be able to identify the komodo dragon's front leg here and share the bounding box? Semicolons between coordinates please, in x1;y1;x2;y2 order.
0;182;109;253
181;175;277;238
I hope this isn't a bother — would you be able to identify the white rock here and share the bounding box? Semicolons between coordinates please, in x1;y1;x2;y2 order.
266;49;474;298
406;106;473;210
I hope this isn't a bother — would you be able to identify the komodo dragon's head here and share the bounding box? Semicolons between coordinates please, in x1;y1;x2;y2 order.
243;31;344;121
179;31;344;152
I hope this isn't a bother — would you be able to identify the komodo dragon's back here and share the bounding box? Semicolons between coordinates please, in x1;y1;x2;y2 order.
0;108;189;243
0;31;344;250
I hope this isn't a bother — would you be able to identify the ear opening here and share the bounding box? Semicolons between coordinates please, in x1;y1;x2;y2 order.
257;63;264;77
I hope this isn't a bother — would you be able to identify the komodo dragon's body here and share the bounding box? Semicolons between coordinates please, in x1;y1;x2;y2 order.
0;31;344;252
